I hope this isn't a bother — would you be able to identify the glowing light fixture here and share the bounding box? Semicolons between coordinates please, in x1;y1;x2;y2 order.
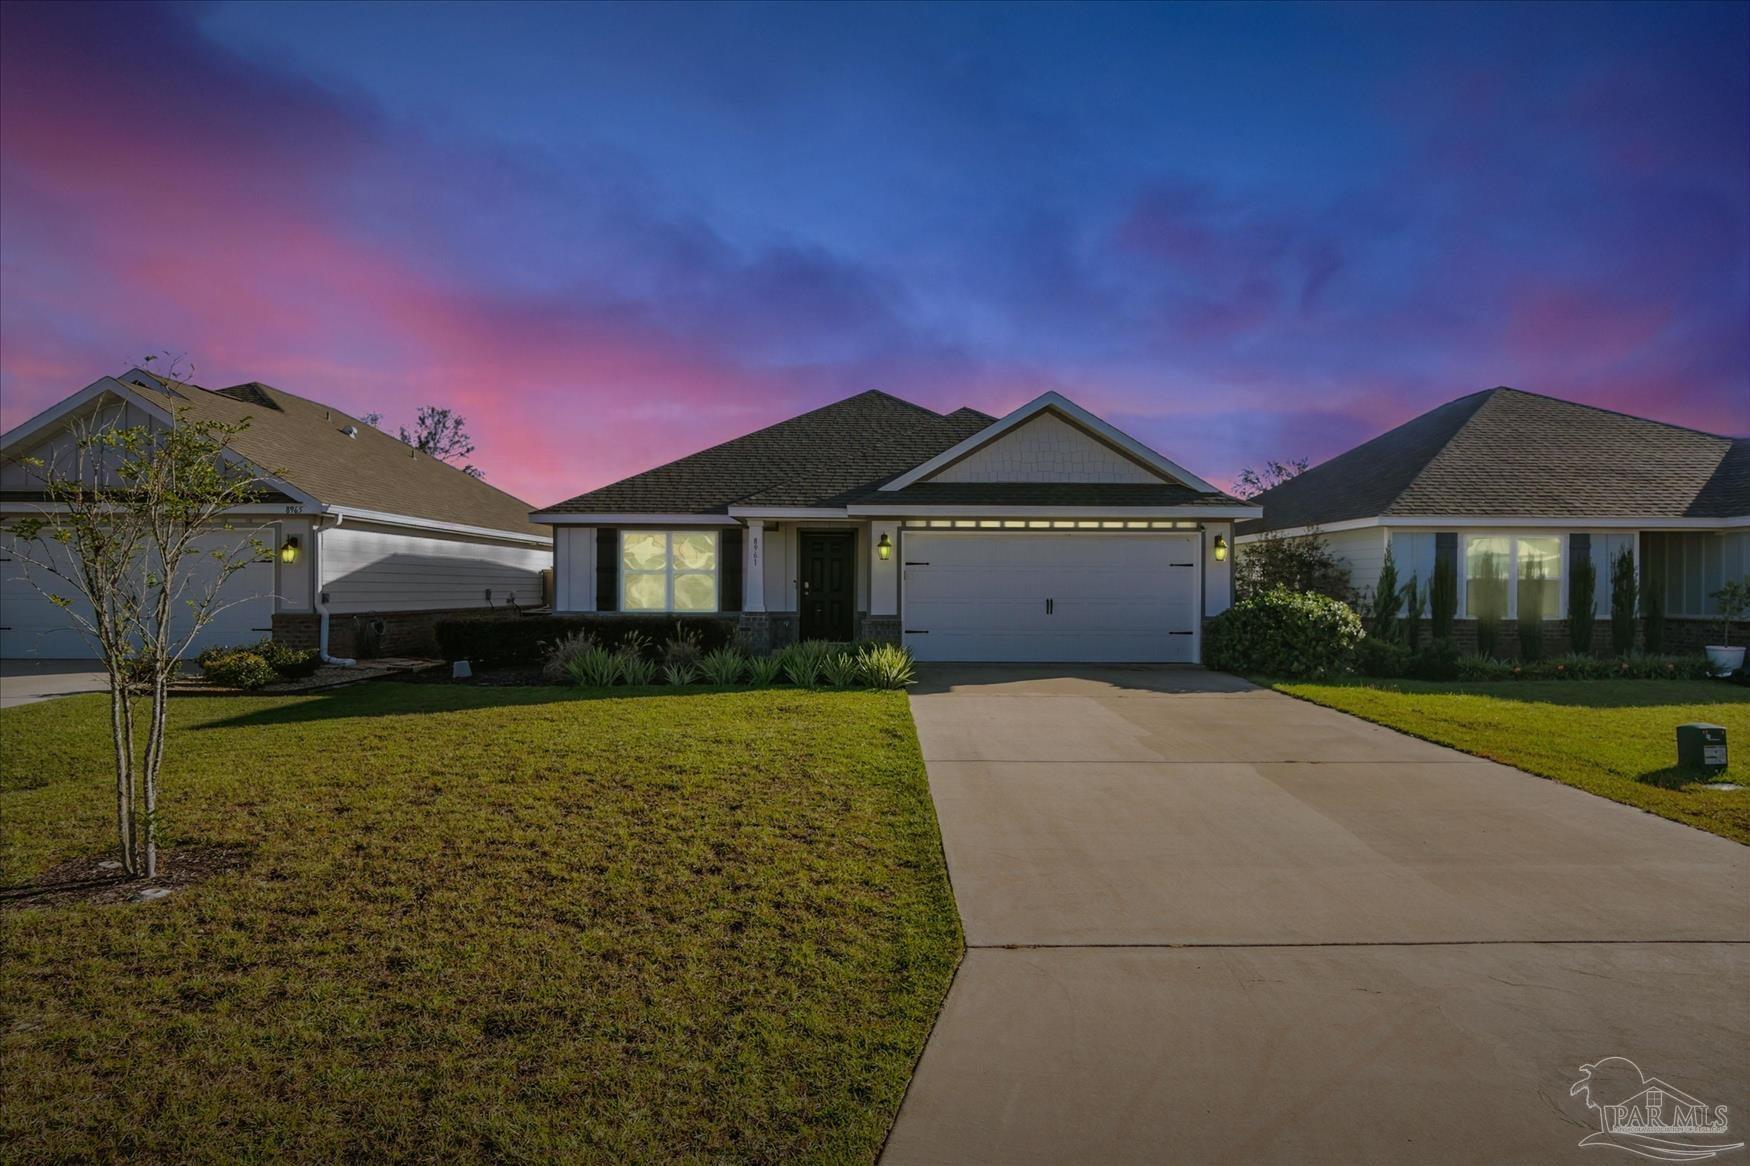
1213;534;1228;562
876;532;893;561
279;535;300;564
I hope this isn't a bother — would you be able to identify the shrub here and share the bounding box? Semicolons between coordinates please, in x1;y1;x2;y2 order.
662;626;703;670
542;630;598;683
746;654;784;687
615;650;658;686
1406;638;1460;680
1568;554;1597;656
820;650;862;688
434;615;739;666
200;639;318;684
1353;636;1412;678
1472;549;1505;659
856;643;917;689
1641;554;1667;653
564;644;620;687
1429;559;1457;643
1456;654;1515;682
698;647;746;685
662;661;699;687
1402;575;1425;651
780;640;840;688
1714;580;1750;647
201;650;278;690
1234;529;1355;603
1203;588;1363;678
1610;548;1638;656
1367;548;1400;642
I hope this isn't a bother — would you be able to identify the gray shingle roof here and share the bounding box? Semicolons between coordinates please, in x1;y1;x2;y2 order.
1241;387;1748;535
539;391;996;514
857;482;1245;508
124;373;548;537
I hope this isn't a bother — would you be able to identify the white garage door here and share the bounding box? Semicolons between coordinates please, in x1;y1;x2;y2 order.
901;531;1199;662
0;530;276;660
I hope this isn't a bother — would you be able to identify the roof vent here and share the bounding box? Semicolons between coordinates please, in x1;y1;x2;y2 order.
341;425;359;439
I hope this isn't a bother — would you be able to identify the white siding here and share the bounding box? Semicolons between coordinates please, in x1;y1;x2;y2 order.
932;414;1164;484
552;526;596;612
273;516;316;611
318;521;548;613
1592;532;1637;617
1;397;164;489
1325;527;1388;598
1203;522;1234;616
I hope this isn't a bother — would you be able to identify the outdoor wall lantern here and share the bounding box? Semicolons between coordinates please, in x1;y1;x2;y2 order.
1213;534;1228;562
877;532;893;561
279;535;300;564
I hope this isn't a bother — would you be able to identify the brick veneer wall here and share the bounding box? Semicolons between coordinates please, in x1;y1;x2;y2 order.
271;607;526;658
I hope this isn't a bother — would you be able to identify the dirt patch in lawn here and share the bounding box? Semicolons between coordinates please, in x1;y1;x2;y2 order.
0;844;252;911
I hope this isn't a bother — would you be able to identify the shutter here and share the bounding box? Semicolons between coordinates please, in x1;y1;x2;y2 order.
596;528;618;612
1569;532;1590;564
1435;532;1457;573
720;527;744;612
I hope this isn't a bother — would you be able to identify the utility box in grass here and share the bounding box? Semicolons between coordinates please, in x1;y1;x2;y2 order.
1677;723;1727;775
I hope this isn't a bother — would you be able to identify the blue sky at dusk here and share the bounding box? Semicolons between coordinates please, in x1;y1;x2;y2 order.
2;0;1745;505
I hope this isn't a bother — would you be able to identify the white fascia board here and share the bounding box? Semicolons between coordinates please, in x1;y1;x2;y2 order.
726;506;855;519
1235;513;1750;543
530;511;741;527
848;503;1262;519
324;505;552;545
1;501;319;517
880;390;1223;495
1;376;325;512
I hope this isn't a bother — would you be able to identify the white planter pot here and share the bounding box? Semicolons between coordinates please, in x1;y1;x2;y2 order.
1704;645;1745;677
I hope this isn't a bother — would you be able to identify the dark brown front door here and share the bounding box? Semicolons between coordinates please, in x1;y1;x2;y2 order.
799;531;855;642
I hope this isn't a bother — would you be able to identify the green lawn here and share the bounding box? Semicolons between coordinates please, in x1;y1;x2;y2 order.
0;684;961;1164
1270;678;1750;844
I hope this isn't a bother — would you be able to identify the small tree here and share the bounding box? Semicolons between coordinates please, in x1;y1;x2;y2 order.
1610;547;1638;656
1429;558;1457;643
1518;559;1546;662
1473;549;1505;658
366;404;483;478
1712;580;1749;647
4;376;268;878
1567;553;1597;656
1367;546;1400;642
1402;574;1425;650
1641;551;1666;654
1233;457;1309;500
1234;528;1355;604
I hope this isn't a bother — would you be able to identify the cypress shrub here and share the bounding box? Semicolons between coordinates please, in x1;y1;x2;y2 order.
1567;555;1597;656
1610;547;1638;656
1429;559;1457;643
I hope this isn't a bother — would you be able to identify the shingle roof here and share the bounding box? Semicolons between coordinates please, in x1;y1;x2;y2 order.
857;482;1246;508
1241;387;1748;535
124;373;547;537
538;391;996;514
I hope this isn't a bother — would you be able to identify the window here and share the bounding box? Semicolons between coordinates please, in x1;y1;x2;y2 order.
620;530;719;612
1465;536;1510;619
1389;532;1438;612
1516;536;1561;622
1645;531;1750;617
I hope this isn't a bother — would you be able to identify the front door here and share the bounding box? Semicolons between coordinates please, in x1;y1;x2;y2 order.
799;531;856;642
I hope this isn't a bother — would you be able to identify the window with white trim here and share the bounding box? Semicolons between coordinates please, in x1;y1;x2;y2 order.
1463;534;1562;620
620;530;719;612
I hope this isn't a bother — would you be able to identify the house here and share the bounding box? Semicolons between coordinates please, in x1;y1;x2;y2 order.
533;390;1257;663
1236;387;1749;654
1;370;552;660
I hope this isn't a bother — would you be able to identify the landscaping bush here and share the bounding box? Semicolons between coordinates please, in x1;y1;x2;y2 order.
746;654;784;687
780;640;842;688
1366;548;1400;642
820;651;862;688
1203;587;1363;678
1610;547;1638;655
1642;555;1666;653
435;614;738;666
200;650;279;690
662;661;699;687
1405;638;1461;680
1353;636;1412;678
542;630;598;683
1402;574;1425;651
662;627;703;671
615;650;658;686
563;644;620;687
1429;559;1457;642
856;644;917;690
698;646;746;685
1441;652;1708;683
199;638;319;684
1568;555;1597;655
1235;529;1356;603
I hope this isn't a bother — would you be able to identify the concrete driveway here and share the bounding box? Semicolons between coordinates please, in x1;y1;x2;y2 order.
0;660;109;708
883;666;1750;1165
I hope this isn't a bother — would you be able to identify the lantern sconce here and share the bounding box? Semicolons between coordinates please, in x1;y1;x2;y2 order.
876;532;893;561
1212;534;1228;562
279;535;300;564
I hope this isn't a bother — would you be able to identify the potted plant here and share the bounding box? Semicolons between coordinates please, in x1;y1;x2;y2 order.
1706;580;1749;677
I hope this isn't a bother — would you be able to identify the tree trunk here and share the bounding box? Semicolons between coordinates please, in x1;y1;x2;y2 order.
107;671;136;875
142;674;169;880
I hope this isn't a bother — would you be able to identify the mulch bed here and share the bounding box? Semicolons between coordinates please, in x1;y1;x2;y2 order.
394;665;548;687
1;844;253;911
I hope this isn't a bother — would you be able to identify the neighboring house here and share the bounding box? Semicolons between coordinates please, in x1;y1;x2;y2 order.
1;370;551;660
534;390;1257;663
1237;387;1749;654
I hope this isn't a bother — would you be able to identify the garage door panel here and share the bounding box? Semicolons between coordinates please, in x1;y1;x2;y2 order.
902;532;1198;663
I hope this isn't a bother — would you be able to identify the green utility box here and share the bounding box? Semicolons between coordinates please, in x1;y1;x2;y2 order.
1676;723;1727;775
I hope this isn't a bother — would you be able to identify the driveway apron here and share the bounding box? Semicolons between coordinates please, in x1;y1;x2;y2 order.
882;666;1750;1166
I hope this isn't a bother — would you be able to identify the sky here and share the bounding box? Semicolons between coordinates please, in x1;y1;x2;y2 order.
1;0;1746;507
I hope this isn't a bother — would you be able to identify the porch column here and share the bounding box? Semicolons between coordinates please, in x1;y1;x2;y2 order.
742;521;766;612
869;520;899;616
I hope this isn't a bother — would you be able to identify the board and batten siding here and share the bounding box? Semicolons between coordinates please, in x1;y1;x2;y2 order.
319;521;548;613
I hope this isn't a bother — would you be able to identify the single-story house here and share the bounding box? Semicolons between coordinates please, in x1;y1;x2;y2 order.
533;390;1258;663
1;369;551;660
1236;387;1749;654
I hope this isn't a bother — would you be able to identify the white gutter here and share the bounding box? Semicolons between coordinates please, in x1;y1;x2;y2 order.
1235;513;1750;542
312;513;355;667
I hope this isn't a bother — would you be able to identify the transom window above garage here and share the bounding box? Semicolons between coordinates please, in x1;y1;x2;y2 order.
620;530;719;612
900;519;1199;529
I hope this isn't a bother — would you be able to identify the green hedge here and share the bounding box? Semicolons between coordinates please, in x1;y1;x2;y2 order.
1205;588;1363;678
435;614;740;666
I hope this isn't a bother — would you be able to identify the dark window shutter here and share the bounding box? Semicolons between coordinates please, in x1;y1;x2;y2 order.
1569;532;1590;563
1435;532;1457;573
596;528;618;612
720;527;744;613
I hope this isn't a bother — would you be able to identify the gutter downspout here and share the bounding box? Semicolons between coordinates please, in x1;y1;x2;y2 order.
313;512;356;666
